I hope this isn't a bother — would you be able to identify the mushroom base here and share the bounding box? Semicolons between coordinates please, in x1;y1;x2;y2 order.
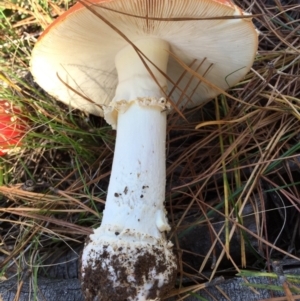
81;229;177;301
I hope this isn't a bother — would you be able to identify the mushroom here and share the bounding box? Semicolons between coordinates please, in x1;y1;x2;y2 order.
0;100;27;156
30;0;258;300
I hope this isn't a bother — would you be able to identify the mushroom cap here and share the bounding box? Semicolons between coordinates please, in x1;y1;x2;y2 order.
0;101;27;156
31;0;258;117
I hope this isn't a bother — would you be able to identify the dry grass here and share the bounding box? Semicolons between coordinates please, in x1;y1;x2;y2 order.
165;0;300;299
0;0;300;300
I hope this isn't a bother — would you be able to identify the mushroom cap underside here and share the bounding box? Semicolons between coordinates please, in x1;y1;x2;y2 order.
31;0;258;117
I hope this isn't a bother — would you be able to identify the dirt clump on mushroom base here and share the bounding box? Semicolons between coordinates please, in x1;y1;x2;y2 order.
81;244;177;301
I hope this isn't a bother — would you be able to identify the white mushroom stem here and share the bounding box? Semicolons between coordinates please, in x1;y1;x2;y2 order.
81;39;177;301
104;38;172;234
103;103;170;235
